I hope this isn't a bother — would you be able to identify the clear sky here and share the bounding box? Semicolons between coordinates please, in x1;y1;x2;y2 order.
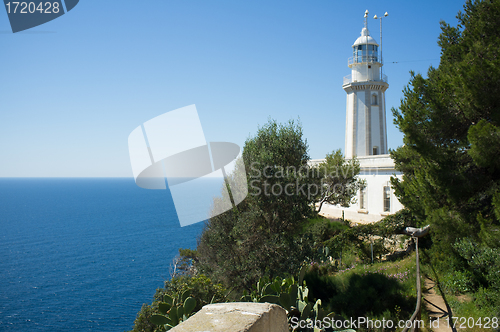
0;0;464;177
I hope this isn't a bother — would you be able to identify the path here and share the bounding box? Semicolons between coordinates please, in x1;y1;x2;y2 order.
423;277;457;332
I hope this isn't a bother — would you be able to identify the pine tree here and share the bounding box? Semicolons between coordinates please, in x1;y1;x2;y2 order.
392;0;500;250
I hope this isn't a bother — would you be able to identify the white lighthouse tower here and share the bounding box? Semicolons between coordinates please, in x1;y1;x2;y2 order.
310;9;404;223
343;10;388;159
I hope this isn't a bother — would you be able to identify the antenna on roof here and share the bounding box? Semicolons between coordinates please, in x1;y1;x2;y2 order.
374;12;389;77
364;10;369;63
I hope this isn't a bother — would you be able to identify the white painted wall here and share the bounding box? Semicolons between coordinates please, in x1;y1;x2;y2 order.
381;93;388;154
310;155;404;224
351;63;381;82
356;91;366;156
370;102;381;153
345;93;354;158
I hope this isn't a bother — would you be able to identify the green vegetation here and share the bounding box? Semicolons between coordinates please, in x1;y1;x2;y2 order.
299;216;349;243
129;274;226;332
149;291;197;330
196;119;317;291
240;265;335;330
323;209;417;263
310;150;363;213
131;215;421;332
305;253;418;326
391;0;500;321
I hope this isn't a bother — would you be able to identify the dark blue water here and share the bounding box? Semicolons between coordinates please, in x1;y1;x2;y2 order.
0;178;207;331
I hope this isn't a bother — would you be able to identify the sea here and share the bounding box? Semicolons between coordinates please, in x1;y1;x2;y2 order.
0;178;220;331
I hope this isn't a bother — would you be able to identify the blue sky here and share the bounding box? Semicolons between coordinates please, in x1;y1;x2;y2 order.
0;0;464;177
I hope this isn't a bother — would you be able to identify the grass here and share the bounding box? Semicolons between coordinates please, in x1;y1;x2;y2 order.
420;257;500;332
304;252;428;331
446;292;499;332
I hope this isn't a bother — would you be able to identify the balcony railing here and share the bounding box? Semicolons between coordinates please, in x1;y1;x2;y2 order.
348;56;379;66
343;73;388;85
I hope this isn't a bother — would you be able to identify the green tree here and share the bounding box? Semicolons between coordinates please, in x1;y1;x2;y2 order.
243;119;313;233
392;0;500;245
196;119;317;291
311;150;362;213
390;0;500;308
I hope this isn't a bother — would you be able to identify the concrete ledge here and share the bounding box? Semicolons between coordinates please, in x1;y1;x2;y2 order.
170;302;288;332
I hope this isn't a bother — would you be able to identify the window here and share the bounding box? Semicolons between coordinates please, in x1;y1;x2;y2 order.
353;44;379;63
373;146;378;155
356;45;364;60
360;187;367;209
368;45;378;61
372;94;378;105
383;186;391;212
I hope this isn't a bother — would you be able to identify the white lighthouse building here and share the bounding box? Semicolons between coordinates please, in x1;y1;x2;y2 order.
344;11;388;158
313;10;403;223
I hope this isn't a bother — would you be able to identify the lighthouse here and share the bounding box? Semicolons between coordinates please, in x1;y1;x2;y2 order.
310;10;403;223
343;10;388;159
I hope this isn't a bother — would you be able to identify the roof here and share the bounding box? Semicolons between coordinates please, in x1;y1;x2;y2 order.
353;27;379;47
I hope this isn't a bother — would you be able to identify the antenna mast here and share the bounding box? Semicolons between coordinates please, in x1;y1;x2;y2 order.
374;12;389;78
364;10;368;63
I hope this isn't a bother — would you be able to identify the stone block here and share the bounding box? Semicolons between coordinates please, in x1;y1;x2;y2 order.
170;302;288;332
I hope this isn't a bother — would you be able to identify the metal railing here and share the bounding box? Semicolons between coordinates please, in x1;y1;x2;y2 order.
342;73;388;85
400;226;430;332
348;56;379;66
402;236;422;332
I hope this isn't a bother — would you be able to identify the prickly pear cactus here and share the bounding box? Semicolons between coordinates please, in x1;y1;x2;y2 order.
240;264;336;331
149;289;197;331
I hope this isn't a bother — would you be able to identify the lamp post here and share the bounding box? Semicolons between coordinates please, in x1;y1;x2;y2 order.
373;12;388;79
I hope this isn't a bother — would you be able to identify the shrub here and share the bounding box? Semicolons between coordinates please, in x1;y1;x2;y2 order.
441;270;475;294
128;275;226;332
